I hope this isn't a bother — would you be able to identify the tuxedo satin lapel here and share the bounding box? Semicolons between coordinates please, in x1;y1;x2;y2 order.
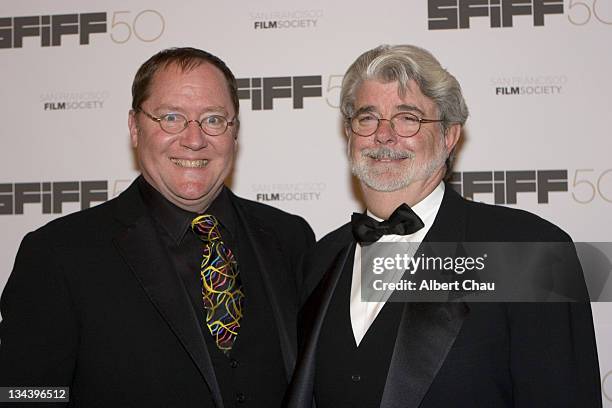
232;199;297;379
113;214;224;408
380;302;469;408
284;241;354;408
380;185;470;408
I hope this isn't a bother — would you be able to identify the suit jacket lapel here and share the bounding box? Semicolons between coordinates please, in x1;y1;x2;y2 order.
380;185;470;408
111;183;224;408
230;195;300;379
285;234;355;408
380;301;468;408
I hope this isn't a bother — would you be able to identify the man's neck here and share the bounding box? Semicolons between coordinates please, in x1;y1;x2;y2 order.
362;169;445;219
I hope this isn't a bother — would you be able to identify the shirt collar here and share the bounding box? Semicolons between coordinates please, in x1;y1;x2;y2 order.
137;176;236;245
366;181;444;223
365;181;445;242
411;181;445;227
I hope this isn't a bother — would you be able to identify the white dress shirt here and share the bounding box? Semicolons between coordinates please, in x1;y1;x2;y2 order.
350;182;445;346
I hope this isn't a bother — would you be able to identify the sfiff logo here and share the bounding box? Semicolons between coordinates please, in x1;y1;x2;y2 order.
237;76;323;110
0;179;131;215
451;169;612;205
428;0;563;29
0;13;106;48
449;170;568;204
1;10;165;48
0;181;108;215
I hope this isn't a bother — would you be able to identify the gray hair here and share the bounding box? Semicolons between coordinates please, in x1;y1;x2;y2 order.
340;45;469;175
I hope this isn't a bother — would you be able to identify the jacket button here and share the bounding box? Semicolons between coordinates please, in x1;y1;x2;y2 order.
351;374;361;382
236;393;246;403
230;359;239;368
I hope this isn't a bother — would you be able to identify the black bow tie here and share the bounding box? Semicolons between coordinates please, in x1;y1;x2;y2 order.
351;204;424;244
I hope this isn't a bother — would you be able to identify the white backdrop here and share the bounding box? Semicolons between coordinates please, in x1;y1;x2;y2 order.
1;0;612;403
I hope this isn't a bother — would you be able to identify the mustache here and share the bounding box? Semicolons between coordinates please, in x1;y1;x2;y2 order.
361;147;414;160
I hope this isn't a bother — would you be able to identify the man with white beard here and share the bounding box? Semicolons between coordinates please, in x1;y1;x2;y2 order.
284;44;601;408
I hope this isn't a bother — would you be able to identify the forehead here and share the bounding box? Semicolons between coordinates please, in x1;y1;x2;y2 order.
146;62;232;111
354;79;436;115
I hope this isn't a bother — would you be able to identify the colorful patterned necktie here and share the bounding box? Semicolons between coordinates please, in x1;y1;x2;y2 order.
191;214;244;354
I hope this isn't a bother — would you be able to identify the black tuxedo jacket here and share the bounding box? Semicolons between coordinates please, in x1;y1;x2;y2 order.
286;186;602;408
0;180;315;407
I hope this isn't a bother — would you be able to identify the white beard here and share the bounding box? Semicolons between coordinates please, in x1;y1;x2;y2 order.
349;138;448;192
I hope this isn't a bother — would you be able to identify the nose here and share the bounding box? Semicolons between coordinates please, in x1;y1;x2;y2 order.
373;118;398;145
179;120;208;150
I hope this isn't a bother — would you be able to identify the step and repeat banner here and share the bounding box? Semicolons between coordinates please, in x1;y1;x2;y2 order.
1;0;611;403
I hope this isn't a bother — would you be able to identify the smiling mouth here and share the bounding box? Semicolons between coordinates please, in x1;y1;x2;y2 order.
171;158;209;168
372;157;404;162
368;155;411;164
362;147;414;163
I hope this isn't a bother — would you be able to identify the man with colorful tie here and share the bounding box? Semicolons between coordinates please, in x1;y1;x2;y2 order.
0;47;315;407
285;45;601;407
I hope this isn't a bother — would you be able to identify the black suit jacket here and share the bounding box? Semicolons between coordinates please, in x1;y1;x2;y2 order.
0;180;315;407
286;186;601;408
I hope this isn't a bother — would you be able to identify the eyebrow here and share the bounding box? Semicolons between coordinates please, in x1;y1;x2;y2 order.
154;104;230;116
396;104;426;117
353;104;426;117
352;106;378;116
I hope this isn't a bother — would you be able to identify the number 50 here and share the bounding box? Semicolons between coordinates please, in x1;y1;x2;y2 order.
110;10;165;44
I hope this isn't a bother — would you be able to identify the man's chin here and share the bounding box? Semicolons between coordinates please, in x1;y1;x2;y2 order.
352;166;408;192
360;176;412;193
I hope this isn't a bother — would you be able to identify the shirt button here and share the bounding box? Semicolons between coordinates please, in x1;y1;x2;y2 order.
351;374;361;382
230;359;239;368
236;393;246;403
